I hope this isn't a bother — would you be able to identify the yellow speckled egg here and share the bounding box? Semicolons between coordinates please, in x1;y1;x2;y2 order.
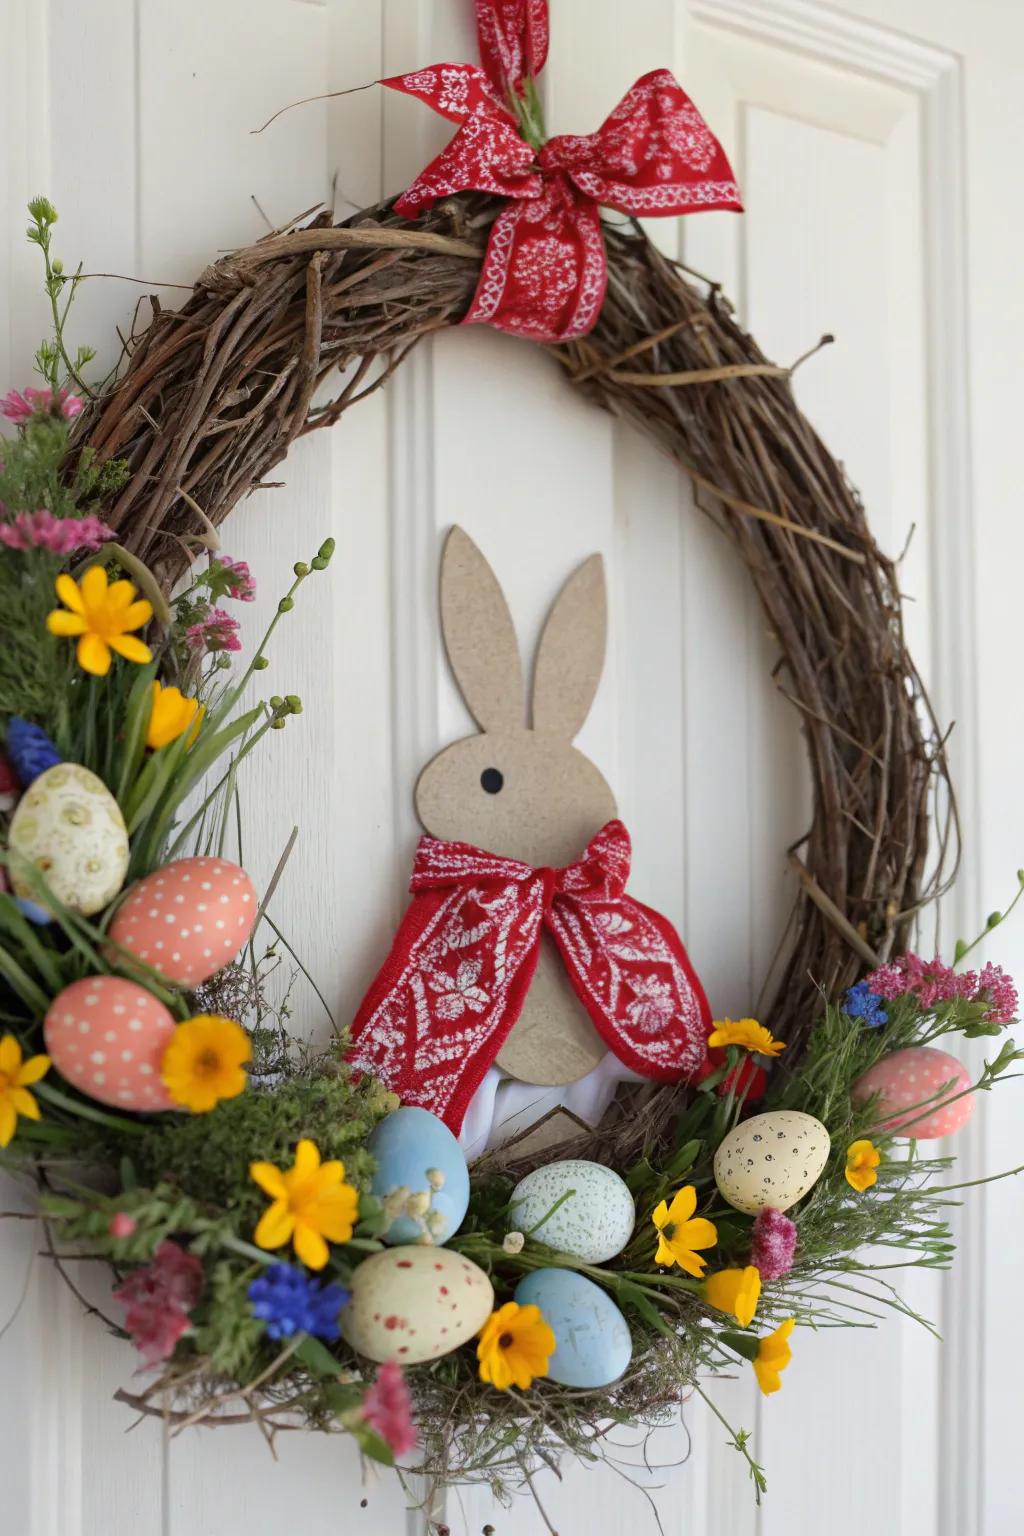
342;1245;494;1364
713;1110;830;1215
8;763;129;916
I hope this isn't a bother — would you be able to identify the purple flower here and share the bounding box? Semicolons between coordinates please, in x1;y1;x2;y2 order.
976;962;1018;1025
5;718;61;785
186;606;242;654
750;1208;797;1281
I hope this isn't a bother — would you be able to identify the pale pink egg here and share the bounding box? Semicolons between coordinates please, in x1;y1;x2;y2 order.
852;1045;974;1139
108;856;258;987
44;977;177;1112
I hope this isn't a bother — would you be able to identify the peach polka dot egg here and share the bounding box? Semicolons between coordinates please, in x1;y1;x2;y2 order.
44;976;176;1112
852;1045;974;1140
108;856;258;987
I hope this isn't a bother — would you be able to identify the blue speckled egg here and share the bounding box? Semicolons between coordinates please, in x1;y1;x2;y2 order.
368;1106;470;1246
514;1268;633;1388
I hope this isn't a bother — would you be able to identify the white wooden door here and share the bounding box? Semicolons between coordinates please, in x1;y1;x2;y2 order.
3;3;1022;1533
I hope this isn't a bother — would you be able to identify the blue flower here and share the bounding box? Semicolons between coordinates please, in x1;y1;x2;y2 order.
844;981;888;1028
248;1263;350;1341
5;717;61;786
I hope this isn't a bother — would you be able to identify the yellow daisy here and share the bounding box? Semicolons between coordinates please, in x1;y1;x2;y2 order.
46;565;153;676
707;1018;785;1057
845;1138;881;1192
753;1317;796;1395
251;1138;359;1270
704;1265;762;1328
146;681;204;750
0;1034;50;1148
477;1301;556;1391
161;1015;251;1113
651;1186;718;1276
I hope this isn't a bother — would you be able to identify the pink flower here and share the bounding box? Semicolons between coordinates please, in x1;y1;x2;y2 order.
0;508;114;554
750;1208;797;1281
112;1240;203;1367
864;953;977;1007
1;385;82;422
108;1212;137;1240
186;606;242;654
216;556;256;601
976;962;1018;1025
360;1362;417;1457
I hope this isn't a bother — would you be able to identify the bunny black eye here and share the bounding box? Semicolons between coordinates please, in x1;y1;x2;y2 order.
480;768;504;795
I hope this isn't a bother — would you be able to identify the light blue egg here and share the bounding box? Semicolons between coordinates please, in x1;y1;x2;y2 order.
514;1267;633;1389
368;1105;470;1246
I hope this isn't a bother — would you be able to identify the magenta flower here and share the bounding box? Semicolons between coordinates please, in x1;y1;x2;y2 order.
976;962;1018;1025
360;1362;417;1457
216;556;256;602
864;953;977;1007
186;606;242;654
750;1208;798;1281
112;1240;204;1367
1;385;83;423
0;508;114;554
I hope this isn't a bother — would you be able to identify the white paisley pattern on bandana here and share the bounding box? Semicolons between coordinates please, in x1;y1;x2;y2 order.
347;821;710;1133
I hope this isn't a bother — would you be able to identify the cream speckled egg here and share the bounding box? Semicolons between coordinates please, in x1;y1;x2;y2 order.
342;1245;494;1365
108;856;258;986
509;1160;635;1263
8;764;128;916
714;1110;830;1215
44;976;177;1111
852;1046;974;1139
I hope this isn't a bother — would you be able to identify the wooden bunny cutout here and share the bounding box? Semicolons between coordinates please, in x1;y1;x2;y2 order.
348;527;710;1158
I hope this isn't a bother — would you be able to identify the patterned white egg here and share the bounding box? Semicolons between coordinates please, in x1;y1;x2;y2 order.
713;1110;830;1215
342;1245;494;1365
509;1159;635;1263
8;763;129;916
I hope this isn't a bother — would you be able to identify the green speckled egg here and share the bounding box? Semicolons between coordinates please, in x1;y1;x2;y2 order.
509;1159;635;1262
9;763;129;917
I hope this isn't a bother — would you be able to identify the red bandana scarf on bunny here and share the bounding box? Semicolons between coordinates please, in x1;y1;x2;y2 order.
347;820;710;1134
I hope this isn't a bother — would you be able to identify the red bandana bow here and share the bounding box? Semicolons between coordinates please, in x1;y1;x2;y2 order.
347;820;710;1134
382;0;742;342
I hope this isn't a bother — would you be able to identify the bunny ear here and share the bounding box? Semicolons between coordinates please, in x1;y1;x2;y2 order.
440;525;526;731
532;554;607;739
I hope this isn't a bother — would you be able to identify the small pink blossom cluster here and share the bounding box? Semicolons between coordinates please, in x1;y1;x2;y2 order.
1;385;83;423
111;1240;204;1367
215;556;256;601
863;952;1017;1024
0;508;114;554
360;1361;417;1456
186;606;241;654
750;1207;797;1281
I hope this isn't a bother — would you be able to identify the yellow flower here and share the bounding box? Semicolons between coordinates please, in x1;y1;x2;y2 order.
704;1265;762;1328
707;1018;785;1057
251;1138;359;1270
146;681;204;750
46;565;153;676
651;1185;718;1276
477;1301;556;1391
845;1138;881;1192
753;1317;796;1395
0;1034;50;1148
161;1015;252;1113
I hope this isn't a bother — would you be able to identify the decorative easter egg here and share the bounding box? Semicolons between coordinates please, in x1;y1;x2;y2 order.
368;1106;470;1246
852;1046;974;1139
108;856;258;986
714;1110;830;1215
342;1245;494;1364
514;1268;632;1388
8;763;128;917
44;976;177;1112
509;1159;635;1263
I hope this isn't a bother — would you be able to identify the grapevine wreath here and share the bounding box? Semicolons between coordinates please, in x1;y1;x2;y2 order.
1;0;1022;1515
